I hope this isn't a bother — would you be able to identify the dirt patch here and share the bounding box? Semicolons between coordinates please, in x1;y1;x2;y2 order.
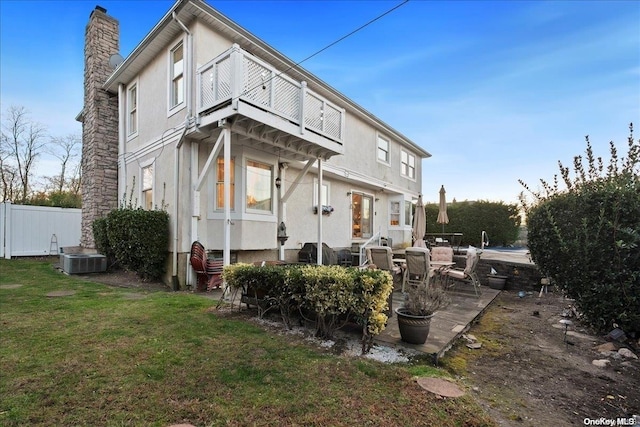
444;290;640;426
77;268;171;293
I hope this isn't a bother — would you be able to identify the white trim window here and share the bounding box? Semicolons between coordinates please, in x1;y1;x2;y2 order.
313;178;330;207
127;83;138;138
169;42;184;112
246;160;272;212
377;134;390;164
390;201;400;226
405;200;412;226
141;162;154;210
401;150;416;180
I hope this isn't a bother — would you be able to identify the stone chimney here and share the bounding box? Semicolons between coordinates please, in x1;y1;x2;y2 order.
80;6;119;248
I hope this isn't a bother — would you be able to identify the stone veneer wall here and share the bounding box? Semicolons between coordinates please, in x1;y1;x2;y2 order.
80;6;120;248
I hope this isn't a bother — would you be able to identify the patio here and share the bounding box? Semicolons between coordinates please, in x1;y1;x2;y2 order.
377;285;501;363
210;273;500;364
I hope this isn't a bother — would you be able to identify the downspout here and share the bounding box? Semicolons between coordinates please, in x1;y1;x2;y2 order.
171;12;193;290
172;126;188;290
117;83;126;200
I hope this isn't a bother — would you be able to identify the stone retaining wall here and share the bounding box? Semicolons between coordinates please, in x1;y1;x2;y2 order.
453;255;544;292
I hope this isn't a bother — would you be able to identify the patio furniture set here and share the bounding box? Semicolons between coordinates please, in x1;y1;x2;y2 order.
365;245;481;297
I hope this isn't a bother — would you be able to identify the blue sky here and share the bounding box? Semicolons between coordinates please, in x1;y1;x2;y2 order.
1;0;638;204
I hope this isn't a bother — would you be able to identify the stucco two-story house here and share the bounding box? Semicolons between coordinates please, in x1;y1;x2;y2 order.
78;0;430;289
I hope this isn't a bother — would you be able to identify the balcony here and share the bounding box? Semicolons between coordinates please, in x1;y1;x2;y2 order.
196;44;344;159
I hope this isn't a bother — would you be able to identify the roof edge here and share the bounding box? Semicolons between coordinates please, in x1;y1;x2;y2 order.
102;0;431;158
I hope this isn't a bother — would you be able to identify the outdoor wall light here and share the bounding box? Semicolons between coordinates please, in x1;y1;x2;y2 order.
275;177;281;189
346;191;352;196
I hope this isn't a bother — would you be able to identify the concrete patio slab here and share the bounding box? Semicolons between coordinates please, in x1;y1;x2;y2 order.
375;285;501;363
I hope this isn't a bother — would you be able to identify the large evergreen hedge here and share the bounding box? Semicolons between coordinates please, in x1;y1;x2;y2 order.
520;124;639;335
424;200;521;247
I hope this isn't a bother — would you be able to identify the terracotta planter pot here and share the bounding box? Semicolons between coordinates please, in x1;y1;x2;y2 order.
487;274;508;290
395;308;435;344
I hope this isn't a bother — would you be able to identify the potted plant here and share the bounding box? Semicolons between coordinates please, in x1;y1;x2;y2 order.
395;285;450;344
487;268;508;290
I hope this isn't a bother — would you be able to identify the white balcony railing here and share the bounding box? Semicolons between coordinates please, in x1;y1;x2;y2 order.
197;44;344;143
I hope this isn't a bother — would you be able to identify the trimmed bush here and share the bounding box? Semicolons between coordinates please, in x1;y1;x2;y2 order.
93;208;170;280
223;263;393;352
92;217;114;266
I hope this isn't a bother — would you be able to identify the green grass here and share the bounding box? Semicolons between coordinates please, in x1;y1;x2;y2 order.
0;259;497;426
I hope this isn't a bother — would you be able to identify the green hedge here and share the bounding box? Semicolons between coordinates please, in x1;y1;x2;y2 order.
424;200;521;247
92;217;114;265
223;264;393;353
526;177;640;334
521;125;640;335
93;208;170;280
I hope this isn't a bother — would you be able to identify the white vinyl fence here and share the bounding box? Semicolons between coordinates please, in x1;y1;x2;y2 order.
0;202;81;259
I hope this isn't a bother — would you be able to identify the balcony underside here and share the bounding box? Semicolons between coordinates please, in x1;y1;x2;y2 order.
196;100;343;162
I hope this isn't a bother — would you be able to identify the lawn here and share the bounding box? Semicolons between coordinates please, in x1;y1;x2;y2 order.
0;259;496;426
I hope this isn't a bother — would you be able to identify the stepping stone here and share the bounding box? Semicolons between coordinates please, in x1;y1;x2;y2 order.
592;359;610;368
46;290;76;297
416;377;465;398
594;342;616;353
0;284;22;289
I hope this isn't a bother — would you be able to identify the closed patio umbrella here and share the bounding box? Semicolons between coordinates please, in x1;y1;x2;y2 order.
436;185;449;234
413;195;426;248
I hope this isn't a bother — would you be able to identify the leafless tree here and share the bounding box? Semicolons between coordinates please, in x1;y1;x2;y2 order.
45;133;81;193
0;141;19;201
0;106;47;202
68;162;82;197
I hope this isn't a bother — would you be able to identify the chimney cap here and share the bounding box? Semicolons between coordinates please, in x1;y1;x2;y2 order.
95;5;107;13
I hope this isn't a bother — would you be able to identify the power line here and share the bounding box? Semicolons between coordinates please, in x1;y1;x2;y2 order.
240;0;410;97
292;0;410;69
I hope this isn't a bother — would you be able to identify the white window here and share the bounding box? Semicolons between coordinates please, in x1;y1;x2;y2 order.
215;157;235;210
127;83;137;137
246;160;272;212
142;164;153;210
377;135;389;163
401;150;416;179
405;200;412;226
313;178;330;207
390;201;400;226
170;42;184;110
